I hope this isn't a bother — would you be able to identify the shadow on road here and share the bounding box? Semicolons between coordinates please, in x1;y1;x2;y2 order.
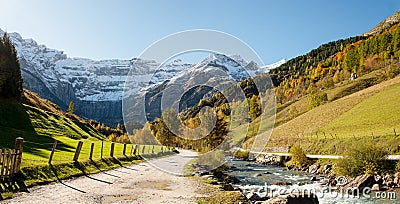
49;164;86;193
73;162;113;185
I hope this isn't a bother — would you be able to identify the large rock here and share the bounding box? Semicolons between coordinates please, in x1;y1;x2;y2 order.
383;174;395;187
327;178;337;186
263;193;319;204
224;175;240;184
342;174;375;195
247;192;261;201
222;184;235;191
374;175;383;184
323;164;332;174
371;184;380;191
394;172;400;187
308;164;320;174
246;192;269;202
272;181;293;186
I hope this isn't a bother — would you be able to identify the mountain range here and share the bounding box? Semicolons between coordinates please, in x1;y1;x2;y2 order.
0;28;284;125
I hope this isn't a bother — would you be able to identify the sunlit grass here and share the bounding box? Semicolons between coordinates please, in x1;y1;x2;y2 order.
320;81;400;138
22;136;169;167
233;74;400;155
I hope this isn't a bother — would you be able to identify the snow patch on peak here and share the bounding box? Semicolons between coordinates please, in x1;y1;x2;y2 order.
259;59;286;73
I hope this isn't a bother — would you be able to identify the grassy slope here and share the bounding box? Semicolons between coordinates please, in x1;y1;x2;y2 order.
0;90;174;199
321;81;400;138
0;92;169;167
238;73;400;154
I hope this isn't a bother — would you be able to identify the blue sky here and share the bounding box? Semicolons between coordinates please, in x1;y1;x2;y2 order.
0;0;399;65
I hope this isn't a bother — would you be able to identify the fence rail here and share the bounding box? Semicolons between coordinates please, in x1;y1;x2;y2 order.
44;139;171;164
1;137;171;173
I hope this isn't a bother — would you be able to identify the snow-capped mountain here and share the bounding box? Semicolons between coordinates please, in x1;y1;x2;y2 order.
0;28;282;125
124;53;266;123
259;59;286;73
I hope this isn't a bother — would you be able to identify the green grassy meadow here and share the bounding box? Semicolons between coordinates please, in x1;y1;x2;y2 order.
0;96;174;199
237;74;400;155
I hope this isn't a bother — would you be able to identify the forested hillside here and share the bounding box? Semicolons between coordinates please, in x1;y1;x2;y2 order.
271;21;400;105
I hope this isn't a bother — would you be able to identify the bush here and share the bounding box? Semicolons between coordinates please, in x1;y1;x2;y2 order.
234;150;249;160
287;145;309;168
336;143;388;177
396;161;400;172
307;91;328;110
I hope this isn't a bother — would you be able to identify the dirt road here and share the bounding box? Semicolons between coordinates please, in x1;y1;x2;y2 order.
3;150;202;204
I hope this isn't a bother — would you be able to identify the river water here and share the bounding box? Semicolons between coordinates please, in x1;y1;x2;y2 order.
226;159;398;203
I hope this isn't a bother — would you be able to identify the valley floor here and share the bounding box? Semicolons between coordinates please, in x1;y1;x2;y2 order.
2;150;202;204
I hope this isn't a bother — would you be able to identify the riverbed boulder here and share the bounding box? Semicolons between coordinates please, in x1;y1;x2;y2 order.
371;184;380;191
394;172;400;187
383;174;395;187
308;164;320;174
272;181;293;186
222;184;235;191
327;178;337;186
342;174;375;195
224;175;240;184
246;192;261;201
323;164;332;174
263;193;319;204
310;176;318;181
374;175;383;184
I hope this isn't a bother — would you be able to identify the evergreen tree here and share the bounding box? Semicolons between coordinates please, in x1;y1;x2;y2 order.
68;101;75;113
155;118;175;147
0;33;23;99
249;95;261;121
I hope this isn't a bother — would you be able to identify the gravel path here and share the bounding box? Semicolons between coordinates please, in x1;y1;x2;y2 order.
3;150;202;204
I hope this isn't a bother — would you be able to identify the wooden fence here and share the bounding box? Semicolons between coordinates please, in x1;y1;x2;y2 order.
0;137;23;178
47;140;170;164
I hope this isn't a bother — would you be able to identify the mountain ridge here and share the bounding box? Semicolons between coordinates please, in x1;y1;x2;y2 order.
0;28;281;125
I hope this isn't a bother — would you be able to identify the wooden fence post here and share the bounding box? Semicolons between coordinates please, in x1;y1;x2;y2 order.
10;149;15;175
49;140;58;164
73;141;83;162
1;149;5;176
130;144;133;155
6;150;11;176
161;146;163;153
110;142;115;157
101;140;104;159
89;142;95;160
123;143;127;156
14;137;24;173
152;145;154;154
134;145;138;155
142;146;145;154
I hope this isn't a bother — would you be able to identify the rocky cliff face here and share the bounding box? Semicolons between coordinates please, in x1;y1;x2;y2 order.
0;28;282;126
0;29;176;125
